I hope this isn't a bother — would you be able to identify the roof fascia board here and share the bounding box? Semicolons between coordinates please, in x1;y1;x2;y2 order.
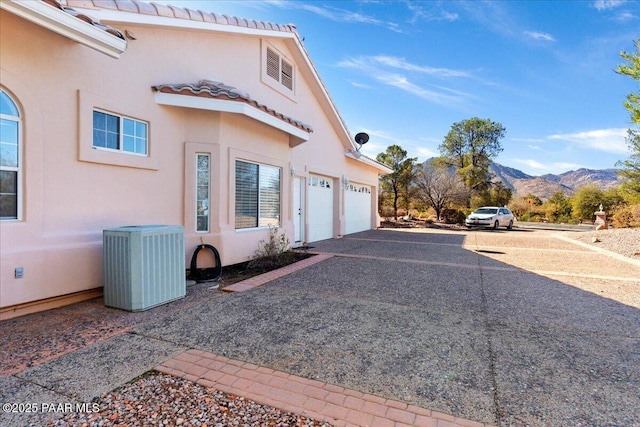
0;0;126;58
154;92;310;144
345;150;393;174
82;7;296;39
286;38;357;152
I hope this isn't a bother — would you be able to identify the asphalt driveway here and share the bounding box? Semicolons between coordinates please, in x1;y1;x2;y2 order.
139;228;640;426
2;228;640;426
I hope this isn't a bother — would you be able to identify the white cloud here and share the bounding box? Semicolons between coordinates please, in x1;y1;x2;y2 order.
524;31;556;42
338;56;473;107
593;0;627;11
405;2;459;23
371;55;472;78
356;128;438;162
349;80;372;89
513;159;584;174
614;11;636;21
416;146;439;160
548;128;630;154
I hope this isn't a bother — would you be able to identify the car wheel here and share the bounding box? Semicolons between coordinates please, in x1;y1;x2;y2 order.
507;220;513;230
493;220;499;230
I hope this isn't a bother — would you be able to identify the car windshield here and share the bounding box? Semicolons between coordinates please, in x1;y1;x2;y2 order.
474;208;498;214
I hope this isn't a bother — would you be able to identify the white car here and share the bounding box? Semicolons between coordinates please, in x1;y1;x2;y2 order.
465;206;514;230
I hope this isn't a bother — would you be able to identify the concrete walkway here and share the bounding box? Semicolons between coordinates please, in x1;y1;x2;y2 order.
1;228;639;427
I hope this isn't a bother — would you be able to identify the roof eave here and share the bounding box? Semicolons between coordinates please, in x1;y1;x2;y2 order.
0;0;127;58
73;5;297;38
345;149;393;174
154;91;311;146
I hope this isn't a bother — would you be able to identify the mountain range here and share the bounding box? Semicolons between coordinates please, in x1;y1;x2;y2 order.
489;162;621;200
422;159;621;200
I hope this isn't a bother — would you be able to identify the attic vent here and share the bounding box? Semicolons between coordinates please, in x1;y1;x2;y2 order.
281;60;293;90
266;47;280;81
264;44;295;94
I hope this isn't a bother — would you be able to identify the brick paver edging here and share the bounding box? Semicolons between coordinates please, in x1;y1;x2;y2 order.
222;253;334;292
156;349;495;427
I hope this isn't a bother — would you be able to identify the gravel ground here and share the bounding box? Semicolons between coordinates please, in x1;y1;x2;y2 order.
562;228;640;259
49;372;332;427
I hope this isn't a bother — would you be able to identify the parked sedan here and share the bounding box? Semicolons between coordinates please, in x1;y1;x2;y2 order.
465;206;515;230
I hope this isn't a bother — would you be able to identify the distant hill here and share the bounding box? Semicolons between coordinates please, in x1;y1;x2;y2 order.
490;163;620;200
423;159;621;200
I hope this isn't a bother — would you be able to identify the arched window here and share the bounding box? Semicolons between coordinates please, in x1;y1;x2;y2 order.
0;89;21;220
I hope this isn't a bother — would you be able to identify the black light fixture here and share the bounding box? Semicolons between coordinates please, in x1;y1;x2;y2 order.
354;132;369;152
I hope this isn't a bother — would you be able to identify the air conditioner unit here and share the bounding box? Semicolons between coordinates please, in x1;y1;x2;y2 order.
103;225;185;311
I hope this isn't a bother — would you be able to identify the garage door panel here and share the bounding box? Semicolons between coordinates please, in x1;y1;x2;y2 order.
308;175;334;242
345;183;372;235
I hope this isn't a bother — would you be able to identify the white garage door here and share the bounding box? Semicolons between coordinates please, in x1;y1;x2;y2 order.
308;174;334;242
345;183;372;235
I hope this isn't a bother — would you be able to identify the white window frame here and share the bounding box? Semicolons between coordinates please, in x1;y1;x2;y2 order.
195;153;210;233
0;89;22;221
92;109;148;156
235;159;281;230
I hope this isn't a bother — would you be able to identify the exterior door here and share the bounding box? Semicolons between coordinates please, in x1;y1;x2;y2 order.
308;174;334;242
293;177;304;243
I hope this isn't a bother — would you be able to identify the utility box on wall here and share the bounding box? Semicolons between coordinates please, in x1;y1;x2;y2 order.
103;225;185;311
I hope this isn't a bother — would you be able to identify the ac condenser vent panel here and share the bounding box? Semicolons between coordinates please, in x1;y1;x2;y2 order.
103;225;185;311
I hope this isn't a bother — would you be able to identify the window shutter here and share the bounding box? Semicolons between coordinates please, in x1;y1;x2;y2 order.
281;60;293;90
266;47;280;82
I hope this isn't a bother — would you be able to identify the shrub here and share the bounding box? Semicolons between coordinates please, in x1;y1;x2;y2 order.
248;227;293;270
612;204;640;228
440;208;466;224
379;206;395;220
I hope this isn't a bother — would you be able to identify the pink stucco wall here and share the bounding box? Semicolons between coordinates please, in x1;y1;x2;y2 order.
0;8;382;313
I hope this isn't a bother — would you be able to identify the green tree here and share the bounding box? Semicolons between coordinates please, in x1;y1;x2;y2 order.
571;185;605;222
376;145;417;220
509;194;542;221
543;191;572;223
470;182;513;208
617;38;640;123
616;38;640;201
439;117;506;195
617;130;640;202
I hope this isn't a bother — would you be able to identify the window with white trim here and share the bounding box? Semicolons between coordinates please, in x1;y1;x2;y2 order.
235;160;281;229
92;110;148;155
0;89;20;220
196;153;210;232
265;46;294;92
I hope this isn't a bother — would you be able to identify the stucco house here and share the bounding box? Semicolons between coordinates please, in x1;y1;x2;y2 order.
0;0;391;319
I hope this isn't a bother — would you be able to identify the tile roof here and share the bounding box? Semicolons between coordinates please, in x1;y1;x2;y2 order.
44;0;126;40
153;80;313;134
61;0;298;34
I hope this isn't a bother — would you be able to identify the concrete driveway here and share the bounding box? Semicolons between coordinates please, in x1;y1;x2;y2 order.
2;227;639;426
142;228;640;426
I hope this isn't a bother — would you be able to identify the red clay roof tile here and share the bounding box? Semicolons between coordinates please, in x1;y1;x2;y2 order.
153;80;313;134
63;0;299;35
44;0;126;41
134;1;155;15
184;7;203;21
113;0;137;13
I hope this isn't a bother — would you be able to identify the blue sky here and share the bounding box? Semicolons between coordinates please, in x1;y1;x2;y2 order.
158;0;639;175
